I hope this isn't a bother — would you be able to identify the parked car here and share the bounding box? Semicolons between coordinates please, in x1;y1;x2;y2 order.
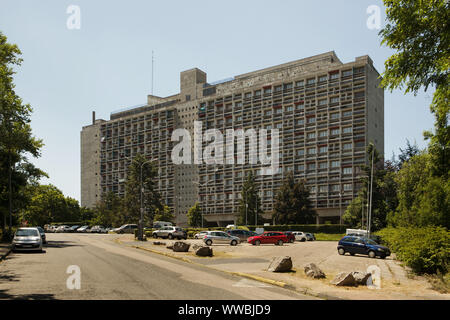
152;226;187;240
227;229;257;241
247;232;289;246
12;227;43;252
90;225;107;233
114;224;138;234
55;225;70;233
67;225;80;233
283;231;296;243
337;236;390;259
305;233;316;241
203;231;240;246
194;231;208;239
36;226;47;244
76;225;90;233
292;231;307;242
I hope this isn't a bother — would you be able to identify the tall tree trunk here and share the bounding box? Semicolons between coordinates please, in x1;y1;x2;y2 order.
8;152;12;233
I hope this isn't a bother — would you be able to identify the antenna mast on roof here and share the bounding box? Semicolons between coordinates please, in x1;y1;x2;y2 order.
151;50;154;95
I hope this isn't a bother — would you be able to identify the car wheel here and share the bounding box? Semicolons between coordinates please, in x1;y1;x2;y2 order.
255;240;261;246
206;239;212;246
338;248;345;255
168;234;173;240
231;240;237;246
368;251;376;258
380;254;386;259
350;253;355;256
152;233;158;238
278;240;284;246
301;238;306;242
289;239;294;243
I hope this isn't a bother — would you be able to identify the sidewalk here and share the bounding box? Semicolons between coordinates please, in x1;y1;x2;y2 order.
112;235;450;300
0;242;12;261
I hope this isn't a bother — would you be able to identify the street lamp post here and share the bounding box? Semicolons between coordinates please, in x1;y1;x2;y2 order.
139;158;157;241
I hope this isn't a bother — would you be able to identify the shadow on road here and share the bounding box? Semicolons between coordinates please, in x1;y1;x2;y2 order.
0;289;57;300
45;240;83;249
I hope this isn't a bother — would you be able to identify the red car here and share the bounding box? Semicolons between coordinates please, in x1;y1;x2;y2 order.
247;232;289;246
283;231;296;243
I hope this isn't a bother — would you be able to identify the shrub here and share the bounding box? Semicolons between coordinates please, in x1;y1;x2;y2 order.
376;226;449;274
247;224;346;234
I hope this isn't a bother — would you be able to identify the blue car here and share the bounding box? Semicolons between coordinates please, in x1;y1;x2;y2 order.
337;236;390;259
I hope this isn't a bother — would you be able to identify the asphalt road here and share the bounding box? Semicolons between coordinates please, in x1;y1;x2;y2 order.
0;233;317;300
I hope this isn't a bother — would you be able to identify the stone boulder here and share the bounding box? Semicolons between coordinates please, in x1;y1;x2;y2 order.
330;272;357;286
172;241;190;252
166;244;173;250
153;241;166;246
267;256;293;272
351;271;371;286
194;246;213;257
304;263;326;279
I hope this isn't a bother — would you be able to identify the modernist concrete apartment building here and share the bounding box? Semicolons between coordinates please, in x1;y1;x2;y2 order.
81;51;384;227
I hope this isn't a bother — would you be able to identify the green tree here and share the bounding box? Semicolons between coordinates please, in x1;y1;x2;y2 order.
380;0;449;178
388;152;450;228
187;202;203;227
273;172;316;225
153;205;175;224
0;32;45;234
91;192;123;227
122;153;162;225
20;185;80;226
237;171;263;226
343;144;397;231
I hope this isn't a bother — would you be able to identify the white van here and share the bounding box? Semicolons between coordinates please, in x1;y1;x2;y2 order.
346;229;368;237
153;221;173;229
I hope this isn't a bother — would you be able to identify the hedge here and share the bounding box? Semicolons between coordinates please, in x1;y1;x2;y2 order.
376;226;449;275
247;224;346;234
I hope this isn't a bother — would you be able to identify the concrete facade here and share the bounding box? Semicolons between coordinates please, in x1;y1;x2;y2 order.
80;51;384;227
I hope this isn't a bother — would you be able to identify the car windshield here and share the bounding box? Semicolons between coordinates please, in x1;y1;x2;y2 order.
365;239;379;245
16;229;38;237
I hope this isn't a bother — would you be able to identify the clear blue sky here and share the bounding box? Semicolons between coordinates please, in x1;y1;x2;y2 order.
0;0;435;202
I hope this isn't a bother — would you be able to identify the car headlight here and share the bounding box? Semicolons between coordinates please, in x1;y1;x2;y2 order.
377;248;384;251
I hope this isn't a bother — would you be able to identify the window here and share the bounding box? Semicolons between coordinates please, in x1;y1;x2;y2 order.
330;113;340;119
307;117;316;124
307;163;316;170
254;90;261;96
331;160;340;168
274;85;282;92
330;96;339;104
296;164;305;171
343;143;352;150
342;110;352;117
343;183;352;191
265;110;272;116
307;147;316;155
297;149;305;156
354;91;365;99
330;73;339;80
331;184;340;192
307;78;316;85
342;70;352;77
319;146;328;153
319;75;327;82
235;115;242;121
297;119;304;125
331;128;340;135
275;122;282;129
264;87;272;94
319;99;327;106
343;167;353;174
296;103;304;110
342;126;352;134
284;83;293;90
319;162;327;169
310;186;317;193
275;107;282;114
245;92;252;98
295;80;304;87
286;106;294;112
307;132;316;139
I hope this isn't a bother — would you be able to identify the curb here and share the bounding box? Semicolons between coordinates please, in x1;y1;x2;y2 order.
112;238;343;300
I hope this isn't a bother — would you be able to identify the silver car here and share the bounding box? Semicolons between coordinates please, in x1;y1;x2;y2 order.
152;226;187;240
12;228;43;252
203;231;240;246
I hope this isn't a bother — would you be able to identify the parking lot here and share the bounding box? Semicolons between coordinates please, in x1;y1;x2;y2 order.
113;234;449;300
